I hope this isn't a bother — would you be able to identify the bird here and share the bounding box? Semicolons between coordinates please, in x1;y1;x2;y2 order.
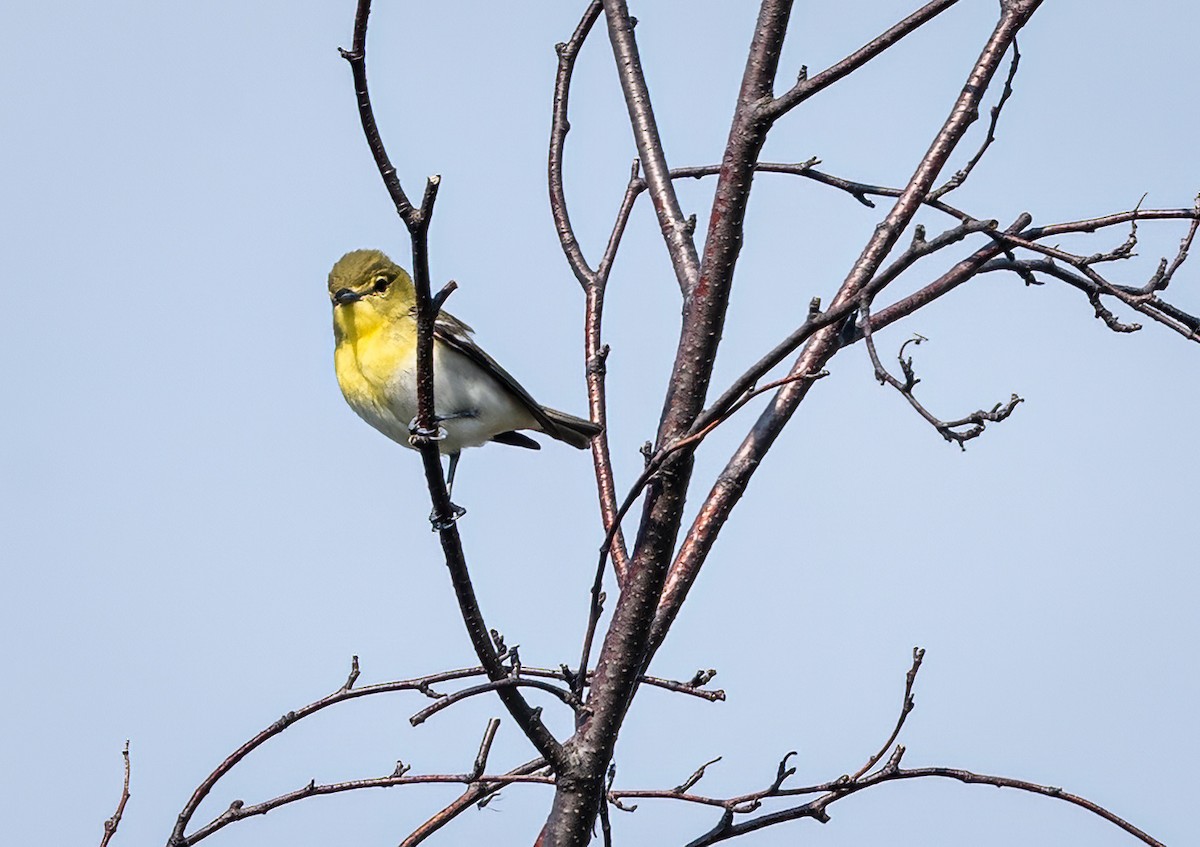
328;249;600;523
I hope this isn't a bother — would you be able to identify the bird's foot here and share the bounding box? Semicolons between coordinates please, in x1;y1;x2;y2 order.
408;417;448;447
429;503;467;532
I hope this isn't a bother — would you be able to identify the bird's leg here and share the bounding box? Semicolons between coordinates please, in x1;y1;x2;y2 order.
409;411;474;531
430;451;467;531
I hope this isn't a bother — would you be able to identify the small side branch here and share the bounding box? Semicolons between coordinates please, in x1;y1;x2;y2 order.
767;0;963;118
851;647;924;780
860;307;1023;450
410;677;584;727
399;759;548;847
930;38;1021;200
99;742;131;847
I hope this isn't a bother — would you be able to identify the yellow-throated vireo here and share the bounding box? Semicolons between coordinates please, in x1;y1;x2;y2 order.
329;249;599;521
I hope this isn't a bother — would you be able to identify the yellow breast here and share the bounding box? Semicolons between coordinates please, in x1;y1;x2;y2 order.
333;303;416;436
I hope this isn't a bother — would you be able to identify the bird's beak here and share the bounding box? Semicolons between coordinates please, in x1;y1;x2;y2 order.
333;288;363;306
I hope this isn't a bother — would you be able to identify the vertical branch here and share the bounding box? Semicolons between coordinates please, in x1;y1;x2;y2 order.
542;3;797;845
574;167;645;691
339;0;564;772
601;0;701;293
582;169;640;581
549;1;631;580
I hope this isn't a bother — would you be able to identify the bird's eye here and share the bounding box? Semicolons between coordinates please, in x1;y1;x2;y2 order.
372;275;390;293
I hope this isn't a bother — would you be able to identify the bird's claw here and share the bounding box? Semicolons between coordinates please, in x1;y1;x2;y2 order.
408;417;448;446
429;503;467;531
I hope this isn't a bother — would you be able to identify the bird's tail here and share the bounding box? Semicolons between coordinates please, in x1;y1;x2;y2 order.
539;407;602;449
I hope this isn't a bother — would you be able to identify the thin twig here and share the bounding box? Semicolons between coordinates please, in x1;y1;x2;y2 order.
663;160;973;222
182;769;558;845
169;654;728;843
399;759;547;847
601;0;700;293
336;0;415;225
851;648;924;780
549;1;604;288
767;0;963;118
471;719;502;780
410;678;584;727
930;38;1021;200
99;741;131;847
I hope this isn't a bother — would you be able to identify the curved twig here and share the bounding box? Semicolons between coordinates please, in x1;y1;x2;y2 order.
549;1;604;288
409;677;584;727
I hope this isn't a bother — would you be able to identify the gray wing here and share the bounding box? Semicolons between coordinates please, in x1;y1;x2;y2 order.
431;311;562;436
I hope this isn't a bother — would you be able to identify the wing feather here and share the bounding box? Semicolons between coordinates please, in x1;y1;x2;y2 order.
431;312;562;435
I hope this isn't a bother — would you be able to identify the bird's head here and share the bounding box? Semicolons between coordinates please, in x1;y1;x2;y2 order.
328;249;415;337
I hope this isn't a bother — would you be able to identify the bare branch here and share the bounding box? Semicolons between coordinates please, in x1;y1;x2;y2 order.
981;257;1200;339
930;39;1021;200
549;1;604;288
409;678;584;727
399;759;547;847
767;0;962;118
337;0;416;225
181;767;558;845
601;0;701;292
682;763;1166;847
585;164;644;582
167;655;724;844
663;159;973;220
861;313;1023;450
602;650;1163;847
674;757;723;794
988;227;1200;340
545;4;800;843
851;648;924;780
99;742;131;847
471;719;501;780
592;365;829;588
338;0;565;771
550;8;636;580
1144;193;1200;292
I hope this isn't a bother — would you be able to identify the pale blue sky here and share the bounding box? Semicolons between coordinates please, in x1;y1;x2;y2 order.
2;2;1197;845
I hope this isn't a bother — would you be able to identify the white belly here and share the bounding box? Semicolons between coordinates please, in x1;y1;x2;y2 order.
346;343;539;454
